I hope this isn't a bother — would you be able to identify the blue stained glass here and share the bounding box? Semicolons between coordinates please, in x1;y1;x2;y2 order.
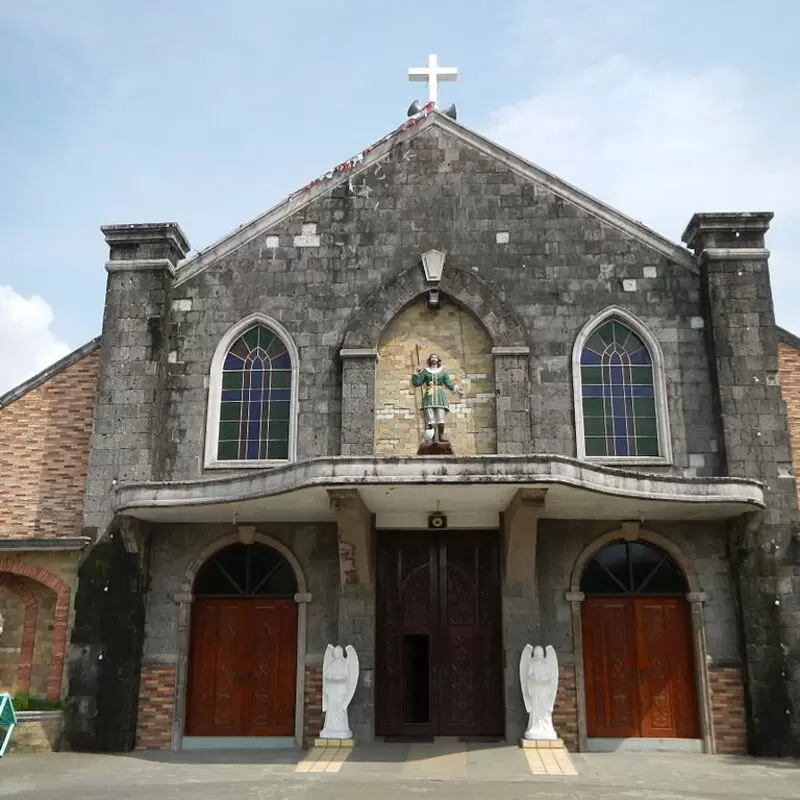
224;353;245;370
580;350;602;365
218;324;294;462
580;319;659;459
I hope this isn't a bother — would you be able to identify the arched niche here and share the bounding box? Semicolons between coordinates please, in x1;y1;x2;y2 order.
375;295;497;455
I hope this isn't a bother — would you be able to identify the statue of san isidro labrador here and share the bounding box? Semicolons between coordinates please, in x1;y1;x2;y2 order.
412;353;462;443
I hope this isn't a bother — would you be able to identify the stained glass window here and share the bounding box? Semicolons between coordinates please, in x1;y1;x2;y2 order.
580;540;687;595
580;320;660;458
217;324;292;461
194;543;297;597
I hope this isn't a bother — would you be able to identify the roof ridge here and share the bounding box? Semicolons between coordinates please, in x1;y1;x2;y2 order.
174;106;696;285
0;336;101;409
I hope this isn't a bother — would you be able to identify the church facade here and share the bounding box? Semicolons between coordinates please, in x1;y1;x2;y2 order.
3;107;799;756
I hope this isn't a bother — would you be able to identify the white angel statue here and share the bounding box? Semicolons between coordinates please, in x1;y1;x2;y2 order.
319;644;359;739
519;644;559;740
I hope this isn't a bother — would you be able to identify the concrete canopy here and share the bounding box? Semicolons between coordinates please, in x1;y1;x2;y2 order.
114;454;763;526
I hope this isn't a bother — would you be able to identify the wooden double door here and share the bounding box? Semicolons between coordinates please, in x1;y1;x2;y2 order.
186;598;297;737
376;530;504;738
582;597;698;739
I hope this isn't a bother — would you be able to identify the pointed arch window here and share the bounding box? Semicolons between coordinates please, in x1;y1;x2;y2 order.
573;311;671;463
205;315;298;467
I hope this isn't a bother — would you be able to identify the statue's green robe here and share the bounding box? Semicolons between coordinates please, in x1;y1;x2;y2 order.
411;368;456;410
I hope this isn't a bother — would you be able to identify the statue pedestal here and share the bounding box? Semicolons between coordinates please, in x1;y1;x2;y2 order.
519;738;566;750
417;440;455;456
314;738;354;748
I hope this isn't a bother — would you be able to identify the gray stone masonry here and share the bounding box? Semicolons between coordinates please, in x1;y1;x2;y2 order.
684;212;800;756
84;223;189;536
155;119;716;481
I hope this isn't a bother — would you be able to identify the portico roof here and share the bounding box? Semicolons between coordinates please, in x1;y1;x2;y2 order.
114;455;764;526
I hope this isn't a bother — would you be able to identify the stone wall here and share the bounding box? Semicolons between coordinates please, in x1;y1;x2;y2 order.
0;348;98;539
375;298;495;455
149;121;717;481
7;711;64;753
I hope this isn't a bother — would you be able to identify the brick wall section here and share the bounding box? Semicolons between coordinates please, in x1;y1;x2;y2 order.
778;341;800;508
135;663;176;750
302;666;323;747
709;664;748;755
0;349;99;539
375;298;496;455
553;664;578;752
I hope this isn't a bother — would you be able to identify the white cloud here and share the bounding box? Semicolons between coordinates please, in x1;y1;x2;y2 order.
484;55;800;332
0;286;72;396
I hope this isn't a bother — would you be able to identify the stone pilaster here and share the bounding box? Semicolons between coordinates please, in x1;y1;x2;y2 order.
340;349;378;456
84;223;190;538
501;488;546;742
683;212;800;756
328;489;375;741
492;347;531;454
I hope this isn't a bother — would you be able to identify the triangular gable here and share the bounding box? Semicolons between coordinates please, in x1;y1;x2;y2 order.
175;108;695;286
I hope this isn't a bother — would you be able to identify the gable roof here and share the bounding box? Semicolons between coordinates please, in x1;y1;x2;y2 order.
778;326;800;351
175;109;696;286
0;337;101;410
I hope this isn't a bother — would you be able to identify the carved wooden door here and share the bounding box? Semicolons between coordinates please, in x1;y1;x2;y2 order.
186;599;297;737
186;599;250;736
582;597;698;739
635;598;698;739
582;598;639;738
376;531;503;737
247;600;297;736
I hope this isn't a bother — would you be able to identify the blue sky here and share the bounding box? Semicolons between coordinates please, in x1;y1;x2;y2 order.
1;0;799;392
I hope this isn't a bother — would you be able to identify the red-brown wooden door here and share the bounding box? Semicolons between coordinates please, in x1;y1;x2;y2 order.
583;597;698;739
186;598;297;737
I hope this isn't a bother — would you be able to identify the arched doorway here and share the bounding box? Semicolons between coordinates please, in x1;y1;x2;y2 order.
580;539;699;740
185;542;298;738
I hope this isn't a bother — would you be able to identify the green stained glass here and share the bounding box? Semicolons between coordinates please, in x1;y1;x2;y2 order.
271;370;291;389
268;439;289;460
220;402;241;421
581;366;603;385
222;371;244;390
635;437;660;456
584;417;607;436
271;401;290;420
217;439;239;460
630;366;653;384
582;397;605;417
585;437;608;456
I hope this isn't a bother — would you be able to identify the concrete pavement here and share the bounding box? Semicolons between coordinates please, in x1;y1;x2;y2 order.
0;745;798;799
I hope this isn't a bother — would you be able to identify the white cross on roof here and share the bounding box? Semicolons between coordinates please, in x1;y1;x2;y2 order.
408;53;458;106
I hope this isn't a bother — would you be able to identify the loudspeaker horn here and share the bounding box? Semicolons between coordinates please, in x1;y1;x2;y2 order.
443;103;457;120
407;100;424;117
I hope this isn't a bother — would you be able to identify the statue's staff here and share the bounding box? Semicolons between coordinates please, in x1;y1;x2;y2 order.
414;345;425;439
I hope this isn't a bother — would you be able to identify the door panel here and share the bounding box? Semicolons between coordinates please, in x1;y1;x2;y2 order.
635;598;698;739
186;598;297;737
376;531;503;737
248;600;298;736
583;598;639;738
186;599;248;736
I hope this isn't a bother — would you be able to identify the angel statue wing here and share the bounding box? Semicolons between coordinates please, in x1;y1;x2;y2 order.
322;644;334;712
519;644;533;714
344;645;360;707
543;645;559;713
